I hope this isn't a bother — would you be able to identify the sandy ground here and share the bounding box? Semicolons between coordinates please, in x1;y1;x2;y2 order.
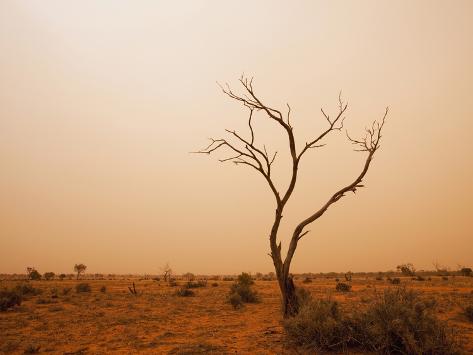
1;276;473;354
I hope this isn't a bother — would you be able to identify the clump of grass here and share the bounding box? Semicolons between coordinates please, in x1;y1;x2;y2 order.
229;293;243;309
0;289;22;311
228;273;259;308
465;305;473;322
14;284;41;297
185;280;207;289
335;282;351;292
302;277;312;284
284;287;461;354
24;344;41;354
75;283;91;293
175;288;195;297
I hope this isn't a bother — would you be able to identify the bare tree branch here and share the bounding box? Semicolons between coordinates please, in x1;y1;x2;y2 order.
197;76;388;317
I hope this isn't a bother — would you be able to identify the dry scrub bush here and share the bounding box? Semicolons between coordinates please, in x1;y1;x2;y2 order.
175;288;195;297
391;277;401;285
284;287;461;354
335;282;352;292
228;273;259;308
0;289;22;311
185;280;207;289
465;305;473;322
75;283;91;293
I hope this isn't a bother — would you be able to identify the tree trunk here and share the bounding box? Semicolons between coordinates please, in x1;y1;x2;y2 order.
278;272;299;318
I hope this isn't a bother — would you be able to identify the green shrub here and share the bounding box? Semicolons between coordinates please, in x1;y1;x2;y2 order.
0;289;22;311
75;283;91;293
335;282;351;292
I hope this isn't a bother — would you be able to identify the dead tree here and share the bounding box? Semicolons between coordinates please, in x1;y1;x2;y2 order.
196;76;388;317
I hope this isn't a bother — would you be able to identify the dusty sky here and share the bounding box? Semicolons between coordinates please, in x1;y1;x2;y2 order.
1;1;472;275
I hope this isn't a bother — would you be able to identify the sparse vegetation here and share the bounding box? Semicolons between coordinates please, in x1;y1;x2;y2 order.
228;273;259;307
285;287;461;354
43;272;55;281
0;289;22;311
465;305;473;322
75;283;91;293
390;277;401;285
185;280;207;289
397;263;416;276
460;267;472;277
128;282;139;296
175;288;195;297
335;282;351;292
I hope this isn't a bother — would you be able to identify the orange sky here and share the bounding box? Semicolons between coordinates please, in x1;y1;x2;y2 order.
1;1;472;274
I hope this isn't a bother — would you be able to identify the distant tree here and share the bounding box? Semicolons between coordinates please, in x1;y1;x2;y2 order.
460;267;472;277
44;272;55;281
397;263;416;276
74;264;87;280
182;272;195;281
58;273;66;281
161;262;172;282
27;267;41;281
196;76;388;317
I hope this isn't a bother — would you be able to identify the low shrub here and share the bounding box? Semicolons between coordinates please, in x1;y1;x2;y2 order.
335;282;351;292
228;272;259;307
14;284;41;297
75;283;91;293
465;305;473;322
229;292;243;309
284;287;461;354
175;288;195;297
390;277;401;285
211;282;219;287
0;289;22;311
62;287;72;295
354;288;460;354
43;272;55;281
185;280;207;289
100;286;107;293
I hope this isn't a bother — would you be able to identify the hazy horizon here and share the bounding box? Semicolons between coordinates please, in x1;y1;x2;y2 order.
1;1;472;275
